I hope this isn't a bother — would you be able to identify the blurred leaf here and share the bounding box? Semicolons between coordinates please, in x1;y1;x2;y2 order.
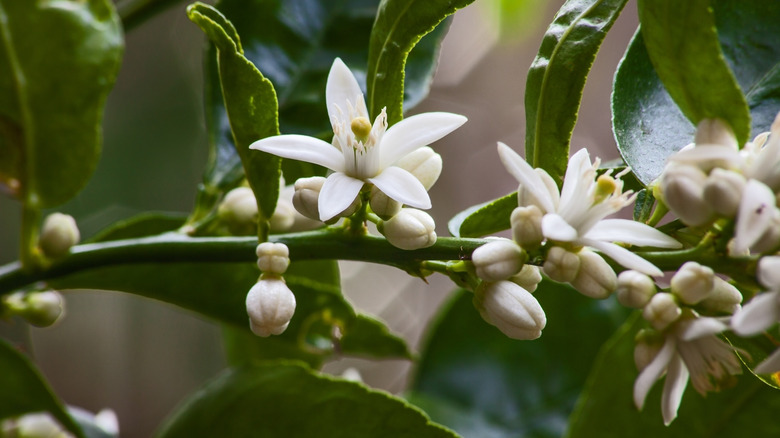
340;314;411;359
525;0;628;185
367;0;473;126
637;0;750;146
86;212;186;243
613;0;780;184
0;0;122;206
632;189;655;223
566;315;780;437
0;339;85;437
724;331;780;391
448;192;517;238
410;282;628;438
156;361;459;438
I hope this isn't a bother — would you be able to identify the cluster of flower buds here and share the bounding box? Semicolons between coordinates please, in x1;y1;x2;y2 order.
38;213;80;259
2;290;65;327
245;242;296;337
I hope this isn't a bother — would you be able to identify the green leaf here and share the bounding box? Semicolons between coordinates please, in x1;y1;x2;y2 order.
0;338;85;438
525;0;628;184
448;192;517;238
637;0;751;146
340;314;411;359
157;361;458;438
410;283;628;437
566;315;780;437
0;0;122;206
86;212;187;243
614;1;780;184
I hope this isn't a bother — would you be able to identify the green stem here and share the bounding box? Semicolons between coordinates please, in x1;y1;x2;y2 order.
19;203;40;271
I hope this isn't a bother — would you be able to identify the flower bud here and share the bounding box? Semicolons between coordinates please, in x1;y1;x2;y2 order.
4;413;67;438
694;118;738;151
256;242;290;276
509;264;543;293
703;168;746;217
670;262;715;305
616;270;656;308
758;255;780;289
395;146;442;190
380;208;436;250
699;277;743;314
39;213;80;258
4;290;65;327
569;249;617;299
660;163;714;226
473;281;546;340
751;208;780;254
292;177;326;221
246;279;296;337
511;205;544;249
542;246;580;283
217;187;258;235
269;198;296;232
369;186;401;220
643;292;681;331
471;239;525;282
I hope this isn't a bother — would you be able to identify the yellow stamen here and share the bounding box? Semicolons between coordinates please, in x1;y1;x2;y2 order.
351;117;372;143
594;175;617;204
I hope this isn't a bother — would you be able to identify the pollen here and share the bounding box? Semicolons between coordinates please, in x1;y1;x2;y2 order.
594;175;617;203
350;117;372;142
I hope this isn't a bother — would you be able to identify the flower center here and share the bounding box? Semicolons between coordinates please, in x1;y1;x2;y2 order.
351;117;372;144
594;175;617;204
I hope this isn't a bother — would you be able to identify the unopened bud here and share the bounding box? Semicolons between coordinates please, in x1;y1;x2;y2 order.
256;242;290;276
758;255;780;289
369;186;401;220
509;264;543;293
661;164;713;226
395;146;442;190
473;281;546;340
569;249;617;299
670;262;715;305
643;292;681;331
4;290;65;327
511;205;544;249
702;168;745;217
542;246;580;283
269;198;296;232
751;208;780;254
694;118;738;153
616;270;656;308
39;213;80;258
380;208;436;250
699;277;743;314
4;413;67;438
471;239;525;282
218;187;258;235
292;177;326;221
246;279;296;337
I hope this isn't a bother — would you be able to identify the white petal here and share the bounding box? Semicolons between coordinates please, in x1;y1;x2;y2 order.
250;135;345;172
497;143;555;213
326;58;364;122
583;239;663;277
368;166;431;209
678;317;727;341
734;179;776;253
380;112;467;167
731;291;780;336
586;219;682;248
758;256;780;289
634;337;676;410
559;149;593;213
318;173;364;221
541;213;578;242
670;145;741;164
661;354;689;426
754;347;780;374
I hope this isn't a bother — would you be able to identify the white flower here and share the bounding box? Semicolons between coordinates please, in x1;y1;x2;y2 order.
250;58;467;221
497;143;681;276
634;316;741;425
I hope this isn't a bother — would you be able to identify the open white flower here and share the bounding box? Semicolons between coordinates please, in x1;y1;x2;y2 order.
497;143;681;276
250;58;467;221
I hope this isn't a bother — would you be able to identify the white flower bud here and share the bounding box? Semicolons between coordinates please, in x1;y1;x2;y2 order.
758;255;780;290
616;270;656;309
509;264;543;293
511;205;544;249
217;187;258;234
542;246;580;283
246;279;296;337
39;213;80;258
694;118;738;152
395;146;442;190
569;249;617;299
670;262;715;305
5;413;68;438
699;277;743;314
473;281;546;340
751;208;780;254
5;290;65;327
661;163;714;226
471;239;524;282
703;168;746;217
292;176;326;221
256;242;290;276
380;208;436;250
269;198;296;232
369;186;401;220
340;367;363;383
643;292;681;331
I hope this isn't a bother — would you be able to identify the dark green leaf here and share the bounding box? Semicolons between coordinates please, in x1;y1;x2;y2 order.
0;0;122;206
566;314;780;437
724;331;780;391
156;361;459;438
86;212;187;243
633;189;655;223
0;338;85;437
637;0;750;145
525;0;629;184
448;192;517;238
340;314;411;359
410;283;628;437
614;1;780;184
367;0;474;126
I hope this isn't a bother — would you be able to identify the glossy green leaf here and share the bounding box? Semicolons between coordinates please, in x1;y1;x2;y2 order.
86;212;186;243
566;315;780;437
0;0;122;206
637;0;750;146
410;283;628;437
0;339;85;438
448;192;517;238
367;0;473;126
525;0;628;184
614;1;780;184
157;361;458;438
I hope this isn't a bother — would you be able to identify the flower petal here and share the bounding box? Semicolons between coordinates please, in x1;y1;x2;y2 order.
497;143;555;213
734;179;776;253
754;347;780;374
586;219;682;248
758;255;780;289
731;291;780;336
558;149;593;217
326;58;364;122
583;239;663;277
670;145;742;165
678;317;727;341
368;166;431;209
250;135;345;172
541;213;578;242
661;353;689;426
380;112;467;167
634;336;676;410
318;172;364;221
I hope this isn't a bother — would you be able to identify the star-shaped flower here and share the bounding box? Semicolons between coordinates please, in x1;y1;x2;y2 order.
250;58;467;221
